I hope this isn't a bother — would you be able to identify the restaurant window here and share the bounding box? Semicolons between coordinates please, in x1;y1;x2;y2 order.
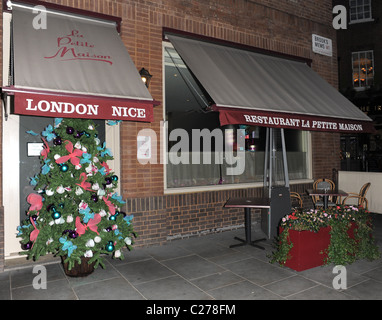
164;44;310;189
352;51;374;89
349;0;372;23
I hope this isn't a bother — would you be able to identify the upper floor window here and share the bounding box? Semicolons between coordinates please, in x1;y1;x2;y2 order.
352;50;374;89
349;0;372;23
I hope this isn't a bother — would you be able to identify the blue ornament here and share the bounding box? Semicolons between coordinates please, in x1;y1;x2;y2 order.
60;164;69;172
105;241;114;252
52;211;61;219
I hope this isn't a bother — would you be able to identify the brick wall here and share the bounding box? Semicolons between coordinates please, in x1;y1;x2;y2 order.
312;131;341;180
2;0;337;199
126;182;314;247
115;0;340;246
0;0;340;265
115;0;339;199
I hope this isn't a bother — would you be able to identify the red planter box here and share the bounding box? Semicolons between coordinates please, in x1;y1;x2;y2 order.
281;226;331;272
281;222;358;272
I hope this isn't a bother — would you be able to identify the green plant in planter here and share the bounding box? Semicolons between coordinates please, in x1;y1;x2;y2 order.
271;205;380;267
325;218;357;265
325;206;380;265
270;227;293;265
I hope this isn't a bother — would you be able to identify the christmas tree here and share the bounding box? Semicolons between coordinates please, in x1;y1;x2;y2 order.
17;118;136;271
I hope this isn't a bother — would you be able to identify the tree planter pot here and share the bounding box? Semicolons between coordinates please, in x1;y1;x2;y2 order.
281;226;331;272
274;206;380;272
280;222;359;272
61;256;96;277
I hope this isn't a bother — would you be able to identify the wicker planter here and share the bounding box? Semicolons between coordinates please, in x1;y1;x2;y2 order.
61;256;96;277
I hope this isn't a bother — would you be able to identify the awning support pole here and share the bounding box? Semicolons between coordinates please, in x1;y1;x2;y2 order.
263;127;270;197
263;127;290;195
281;128;289;187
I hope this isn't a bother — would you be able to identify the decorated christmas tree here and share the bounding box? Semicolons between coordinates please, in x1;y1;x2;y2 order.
17;117;136;271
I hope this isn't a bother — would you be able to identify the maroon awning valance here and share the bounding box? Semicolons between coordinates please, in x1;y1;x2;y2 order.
215;106;375;134
4;88;155;122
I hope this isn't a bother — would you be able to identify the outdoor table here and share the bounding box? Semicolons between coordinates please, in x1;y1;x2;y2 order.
224;197;270;250
306;189;348;209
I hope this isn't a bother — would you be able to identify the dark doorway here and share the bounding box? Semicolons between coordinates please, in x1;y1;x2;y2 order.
19;116;105;221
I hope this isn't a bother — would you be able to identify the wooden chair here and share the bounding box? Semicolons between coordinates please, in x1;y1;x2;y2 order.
290;192;303;210
342;182;371;210
312;178;336;208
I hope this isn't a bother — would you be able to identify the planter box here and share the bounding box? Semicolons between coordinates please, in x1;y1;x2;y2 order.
281;226;331;272
281;222;358;272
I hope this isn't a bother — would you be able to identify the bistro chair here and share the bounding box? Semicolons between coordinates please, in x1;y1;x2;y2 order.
290;192;303;210
312;178;336;208
342;182;371;210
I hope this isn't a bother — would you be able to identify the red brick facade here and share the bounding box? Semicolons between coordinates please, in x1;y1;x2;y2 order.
0;0;340;270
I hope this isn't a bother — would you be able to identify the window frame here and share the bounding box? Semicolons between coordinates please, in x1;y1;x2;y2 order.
352;50;374;90
162;41;313;194
349;0;374;24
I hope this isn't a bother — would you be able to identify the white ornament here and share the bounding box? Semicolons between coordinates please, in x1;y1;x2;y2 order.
114;250;121;258
85;239;95;247
45;189;54;196
79;201;88;210
84;250;93;258
56;185;65;194
124;237;132;245
46;238;53;245
94;236;102;243
74;141;82;149
55;217;65;224
92;182;100;191
85;164;93;175
66;215;73;223
99;209;107;217
97;189;106;197
54;154;61;160
75;187;84;195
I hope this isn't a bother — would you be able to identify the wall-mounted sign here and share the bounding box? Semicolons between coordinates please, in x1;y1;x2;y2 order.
137;136;152;160
27;142;44;157
312;34;332;57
